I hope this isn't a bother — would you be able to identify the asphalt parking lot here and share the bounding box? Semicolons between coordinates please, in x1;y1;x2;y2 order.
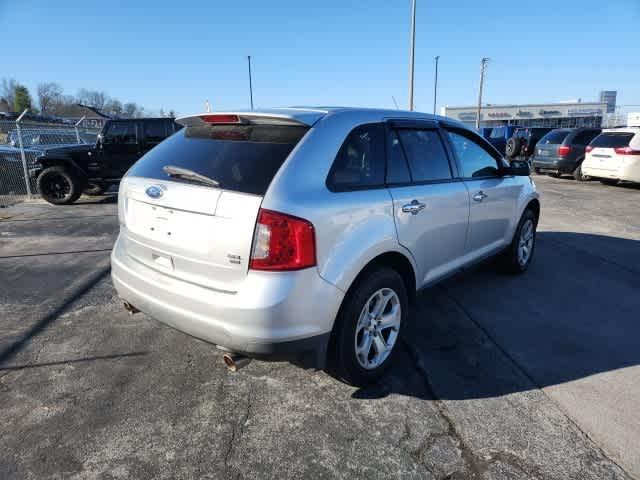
1;175;639;480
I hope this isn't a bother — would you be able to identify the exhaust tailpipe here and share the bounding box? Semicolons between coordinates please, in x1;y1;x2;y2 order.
223;353;251;372
123;301;140;315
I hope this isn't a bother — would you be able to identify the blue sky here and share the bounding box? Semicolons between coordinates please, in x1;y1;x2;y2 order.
2;0;639;116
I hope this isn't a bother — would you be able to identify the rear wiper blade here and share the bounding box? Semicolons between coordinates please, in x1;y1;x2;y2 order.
163;165;220;187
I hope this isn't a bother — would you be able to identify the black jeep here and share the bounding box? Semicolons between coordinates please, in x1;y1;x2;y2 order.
34;118;181;205
505;127;554;162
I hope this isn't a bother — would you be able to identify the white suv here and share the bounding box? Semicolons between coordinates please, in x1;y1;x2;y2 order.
582;128;640;185
111;108;539;385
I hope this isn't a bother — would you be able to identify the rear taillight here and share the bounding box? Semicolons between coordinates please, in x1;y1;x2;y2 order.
585;146;594;153
250;209;316;271
614;146;640;155
557;145;571;156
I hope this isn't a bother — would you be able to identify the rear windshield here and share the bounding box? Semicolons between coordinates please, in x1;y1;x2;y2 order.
127;124;309;195
590;132;635;149
539;130;570;145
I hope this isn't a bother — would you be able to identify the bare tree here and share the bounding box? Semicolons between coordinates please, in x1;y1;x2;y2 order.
106;99;123;117
77;88;109;111
1;78;18;109
37;82;63;113
123;102;138;118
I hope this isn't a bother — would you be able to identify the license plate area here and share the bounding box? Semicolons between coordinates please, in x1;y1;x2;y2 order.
128;200;194;248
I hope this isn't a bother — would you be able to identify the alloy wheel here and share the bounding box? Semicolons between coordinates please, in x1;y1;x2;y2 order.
354;288;401;370
518;219;535;266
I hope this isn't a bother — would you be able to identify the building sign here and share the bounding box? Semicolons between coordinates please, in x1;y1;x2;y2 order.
516;110;533;116
458;112;477;121
539;109;562;116
567;108;603;116
487;112;511;118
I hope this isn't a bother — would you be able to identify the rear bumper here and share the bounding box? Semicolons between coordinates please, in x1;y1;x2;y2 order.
532;156;577;173
110;233;343;364
582;158;640;182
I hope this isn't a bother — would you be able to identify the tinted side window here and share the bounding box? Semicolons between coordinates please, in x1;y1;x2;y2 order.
104;122;136;144
573;130;600;145
328;124;385;190
395;129;452;182
144;120;169;145
447;130;500;178
387;130;411;184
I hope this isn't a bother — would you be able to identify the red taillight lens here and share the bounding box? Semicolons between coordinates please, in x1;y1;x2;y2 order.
585;145;594;153
614;146;640;155
200;114;241;124
250;209;316;271
557;145;571;156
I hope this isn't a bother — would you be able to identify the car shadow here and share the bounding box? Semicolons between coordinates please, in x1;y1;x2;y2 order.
353;231;640;400
75;194;118;205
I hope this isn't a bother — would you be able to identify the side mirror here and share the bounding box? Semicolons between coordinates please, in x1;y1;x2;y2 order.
96;134;104;148
503;160;530;176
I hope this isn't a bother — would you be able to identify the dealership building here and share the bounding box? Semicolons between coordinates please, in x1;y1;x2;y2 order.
442;90;617;129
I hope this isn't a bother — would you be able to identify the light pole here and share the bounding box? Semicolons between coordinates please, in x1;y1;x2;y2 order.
475;57;489;129
433;55;439;115
408;0;416;111
247;55;254;111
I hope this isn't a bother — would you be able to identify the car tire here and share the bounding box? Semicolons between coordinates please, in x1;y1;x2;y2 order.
573;162;589;182
37;166;84;205
497;209;537;274
600;179;619;186
533;167;542;175
84;183;105;196
327;267;408;386
505;137;520;159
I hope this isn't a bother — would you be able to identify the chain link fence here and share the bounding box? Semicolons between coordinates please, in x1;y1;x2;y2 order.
0;117;100;207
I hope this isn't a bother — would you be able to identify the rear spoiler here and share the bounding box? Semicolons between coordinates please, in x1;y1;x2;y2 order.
176;112;318;128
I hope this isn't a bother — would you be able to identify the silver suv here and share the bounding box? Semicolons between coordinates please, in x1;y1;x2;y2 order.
111;108;539;385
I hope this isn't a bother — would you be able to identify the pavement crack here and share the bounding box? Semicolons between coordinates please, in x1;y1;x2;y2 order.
436;287;636;480
222;382;253;479
403;338;487;479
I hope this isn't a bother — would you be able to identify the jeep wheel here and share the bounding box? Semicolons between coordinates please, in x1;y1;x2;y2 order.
328;267;408;386
37;166;83;205
505;137;521;159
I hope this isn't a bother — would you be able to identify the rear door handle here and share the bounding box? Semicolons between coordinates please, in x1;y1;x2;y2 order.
473;191;488;202
402;200;426;215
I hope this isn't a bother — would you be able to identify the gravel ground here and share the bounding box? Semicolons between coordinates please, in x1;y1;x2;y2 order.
0;175;638;479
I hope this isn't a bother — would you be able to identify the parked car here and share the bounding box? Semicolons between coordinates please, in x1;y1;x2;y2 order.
33;118;181;204
478;127;493;139
487;125;520;154
111;108;540;386
582;128;640;185
505;127;554;161
531;128;601;180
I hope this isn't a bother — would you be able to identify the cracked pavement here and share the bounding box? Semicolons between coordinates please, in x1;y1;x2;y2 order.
0;176;638;479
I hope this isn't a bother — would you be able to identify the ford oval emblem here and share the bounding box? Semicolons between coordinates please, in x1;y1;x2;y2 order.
146;185;164;199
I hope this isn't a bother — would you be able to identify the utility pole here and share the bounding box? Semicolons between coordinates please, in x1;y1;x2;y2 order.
247;55;254;111
433;55;440;115
475;57;489;129
408;0;416;111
